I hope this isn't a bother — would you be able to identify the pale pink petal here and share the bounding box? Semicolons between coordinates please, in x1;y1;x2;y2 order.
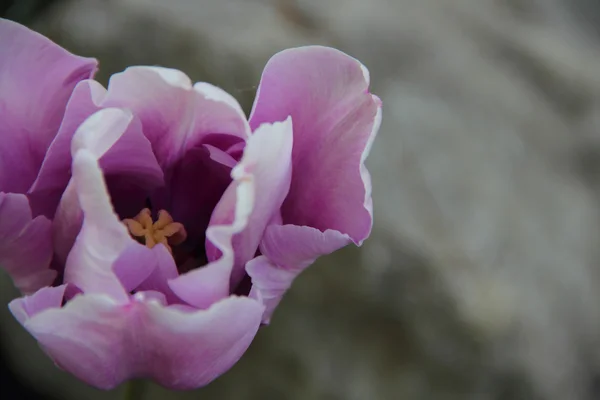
52;108;163;265
248;225;351;323
193;82;248;125
246;256;295;324
74;109;163;187
0;193;55;294
205;117;293;288
259;225;351;269
78;108;164;218
249;46;381;244
9;285;67;324
103;66;250;167
0;18;97;193
62;150;132;304
10;293;263;389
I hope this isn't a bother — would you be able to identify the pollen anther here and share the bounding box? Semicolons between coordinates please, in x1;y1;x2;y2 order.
123;208;187;253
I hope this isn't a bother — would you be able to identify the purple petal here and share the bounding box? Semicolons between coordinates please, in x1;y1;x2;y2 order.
10;293;263;389
28;80;107;217
259;225;352;269
113;244;181;304
136;245;182;305
249;46;382;244
62;150;133;304
52;182;82;267
248;225;351;323
30;96;165;218
112;244;157;294
206;118;293;288
103;66;250;168
246;256;295;324
52;108;163;265
0;193;55;294
168;160;256;309
91;110;165;218
73;109;164;189
0;18;97;193
9;285;67;324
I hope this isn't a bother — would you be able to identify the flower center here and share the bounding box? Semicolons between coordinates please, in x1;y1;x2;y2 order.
123;208;187;253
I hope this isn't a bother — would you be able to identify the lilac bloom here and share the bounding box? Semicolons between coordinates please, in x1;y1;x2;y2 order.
2;19;381;389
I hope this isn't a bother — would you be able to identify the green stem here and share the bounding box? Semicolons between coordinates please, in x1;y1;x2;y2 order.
124;379;146;400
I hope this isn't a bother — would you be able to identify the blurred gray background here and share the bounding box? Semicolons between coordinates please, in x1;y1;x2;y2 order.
3;0;600;399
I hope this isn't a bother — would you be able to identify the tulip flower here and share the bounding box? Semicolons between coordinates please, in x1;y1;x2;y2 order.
1;18;381;390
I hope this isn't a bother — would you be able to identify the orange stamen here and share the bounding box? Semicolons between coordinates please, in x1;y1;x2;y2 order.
123;208;187;253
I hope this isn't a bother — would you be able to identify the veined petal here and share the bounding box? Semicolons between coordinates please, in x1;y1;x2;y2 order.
249;46;381;244
206;117;293;288
9;292;263;389
0;18;97;193
0;193;55;294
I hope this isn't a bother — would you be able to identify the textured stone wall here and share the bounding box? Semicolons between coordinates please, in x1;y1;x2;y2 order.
3;0;600;399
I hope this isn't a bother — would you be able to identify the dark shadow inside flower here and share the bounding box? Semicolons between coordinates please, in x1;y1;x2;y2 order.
159;144;237;257
233;274;253;297
107;136;242;295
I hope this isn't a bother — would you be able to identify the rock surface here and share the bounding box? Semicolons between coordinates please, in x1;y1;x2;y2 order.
3;0;600;399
